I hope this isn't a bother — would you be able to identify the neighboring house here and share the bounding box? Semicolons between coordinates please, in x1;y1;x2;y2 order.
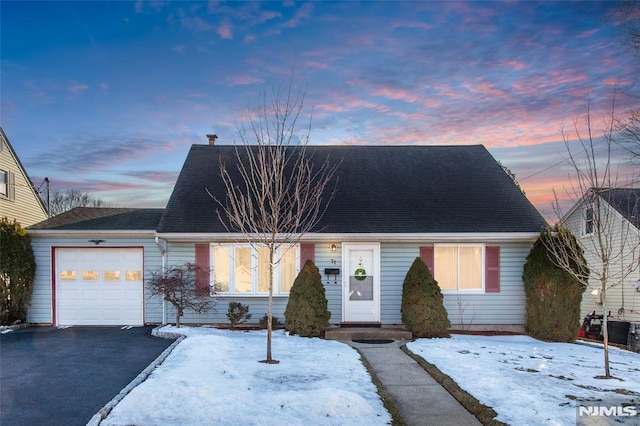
27;143;546;331
562;188;640;325
0;127;49;227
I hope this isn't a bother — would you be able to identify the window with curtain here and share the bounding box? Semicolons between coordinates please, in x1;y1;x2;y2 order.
212;244;299;295
434;244;484;291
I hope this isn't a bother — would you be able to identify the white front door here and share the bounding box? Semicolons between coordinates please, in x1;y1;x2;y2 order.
342;243;380;323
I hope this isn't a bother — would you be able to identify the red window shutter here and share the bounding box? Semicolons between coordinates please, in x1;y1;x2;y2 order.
194;244;210;296
485;246;500;293
419;246;434;276
300;244;315;269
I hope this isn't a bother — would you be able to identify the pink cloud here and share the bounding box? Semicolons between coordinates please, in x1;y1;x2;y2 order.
371;87;420;103
462;80;509;100
226;74;260;86
68;81;89;93
217;22;233;39
302;60;328;70
577;28;599;39
391;20;432;31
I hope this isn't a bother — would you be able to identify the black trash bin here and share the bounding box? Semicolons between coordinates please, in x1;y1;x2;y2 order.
607;321;630;345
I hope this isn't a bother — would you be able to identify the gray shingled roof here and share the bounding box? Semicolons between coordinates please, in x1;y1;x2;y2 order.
28;207;164;231
157;144;546;234
600;188;640;229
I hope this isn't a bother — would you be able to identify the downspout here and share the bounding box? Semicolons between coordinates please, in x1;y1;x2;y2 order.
155;236;167;325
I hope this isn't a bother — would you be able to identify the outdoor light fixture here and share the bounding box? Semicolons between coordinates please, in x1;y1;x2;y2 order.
331;244;337;252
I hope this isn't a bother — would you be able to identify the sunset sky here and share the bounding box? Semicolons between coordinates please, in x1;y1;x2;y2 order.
2;1;638;222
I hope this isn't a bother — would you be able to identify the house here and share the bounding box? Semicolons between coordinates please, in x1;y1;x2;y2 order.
27;207;165;325
0;127;49;227
27;143;547;331
562;188;640;325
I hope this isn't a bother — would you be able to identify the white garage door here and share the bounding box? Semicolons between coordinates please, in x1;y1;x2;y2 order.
56;248;144;326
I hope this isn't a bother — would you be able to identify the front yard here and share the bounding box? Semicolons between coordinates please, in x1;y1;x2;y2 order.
100;327;640;425
407;335;640;425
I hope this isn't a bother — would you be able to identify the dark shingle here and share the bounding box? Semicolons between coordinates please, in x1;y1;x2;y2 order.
157;144;547;234
600;188;640;229
28;207;164;231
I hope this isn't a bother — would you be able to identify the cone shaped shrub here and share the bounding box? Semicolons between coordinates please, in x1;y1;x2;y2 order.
1;218;36;325
523;228;588;342
401;257;450;338
284;259;331;337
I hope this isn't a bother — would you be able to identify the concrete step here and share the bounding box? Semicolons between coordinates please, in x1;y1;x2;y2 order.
324;325;412;341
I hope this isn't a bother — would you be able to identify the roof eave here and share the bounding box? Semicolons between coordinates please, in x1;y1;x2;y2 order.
28;229;157;239
156;232;542;243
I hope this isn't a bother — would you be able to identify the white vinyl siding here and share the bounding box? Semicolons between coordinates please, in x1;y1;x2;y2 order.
380;242;533;327
0;135;48;227
27;236;162;325
566;200;640;324
30;237;534;329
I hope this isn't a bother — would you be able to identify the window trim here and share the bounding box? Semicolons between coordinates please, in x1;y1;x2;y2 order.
211;243;300;296
583;205;594;236
434;243;485;293
0;169;8;198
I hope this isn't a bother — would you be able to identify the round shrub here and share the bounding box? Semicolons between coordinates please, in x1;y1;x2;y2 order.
401;257;450;338
284;259;331;337
523;228;588;342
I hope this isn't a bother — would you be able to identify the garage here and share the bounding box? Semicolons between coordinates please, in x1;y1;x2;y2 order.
55;247;144;326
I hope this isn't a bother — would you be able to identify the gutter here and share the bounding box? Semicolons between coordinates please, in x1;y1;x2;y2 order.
155;236;167;325
155;232;543;243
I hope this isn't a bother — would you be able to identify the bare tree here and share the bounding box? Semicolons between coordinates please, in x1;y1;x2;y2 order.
214;79;337;364
147;263;214;328
548;101;640;378
49;189;110;216
613;1;640;164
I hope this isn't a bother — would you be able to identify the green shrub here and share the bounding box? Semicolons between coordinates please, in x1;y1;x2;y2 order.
0;218;36;325
523;228;588;342
260;314;283;330
284;259;331;337
401;257;450;338
227;302;251;330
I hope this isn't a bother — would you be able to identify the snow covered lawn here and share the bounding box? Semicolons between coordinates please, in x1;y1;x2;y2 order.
101;326;391;425
407;335;640;426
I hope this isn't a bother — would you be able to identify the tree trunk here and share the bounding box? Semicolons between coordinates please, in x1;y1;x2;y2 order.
176;308;183;328
262;247;279;364
602;282;611;377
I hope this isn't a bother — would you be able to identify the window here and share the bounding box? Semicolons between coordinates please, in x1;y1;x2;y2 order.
82;270;99;281
103;270;121;281
583;206;594;235
212;244;299;295
60;270;77;281
0;170;8;197
125;270;142;281
434;244;484;291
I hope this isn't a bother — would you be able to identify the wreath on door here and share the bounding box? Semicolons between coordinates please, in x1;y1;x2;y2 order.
354;256;367;281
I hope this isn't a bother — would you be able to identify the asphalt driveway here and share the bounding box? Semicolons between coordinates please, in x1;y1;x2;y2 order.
1;326;174;426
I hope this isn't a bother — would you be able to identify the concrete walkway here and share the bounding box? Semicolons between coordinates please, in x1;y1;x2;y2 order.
348;340;482;426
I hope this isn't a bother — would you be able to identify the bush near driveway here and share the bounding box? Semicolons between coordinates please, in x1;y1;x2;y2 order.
0;218;36;325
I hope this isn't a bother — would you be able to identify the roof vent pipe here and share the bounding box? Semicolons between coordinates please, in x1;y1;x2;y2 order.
206;134;218;145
